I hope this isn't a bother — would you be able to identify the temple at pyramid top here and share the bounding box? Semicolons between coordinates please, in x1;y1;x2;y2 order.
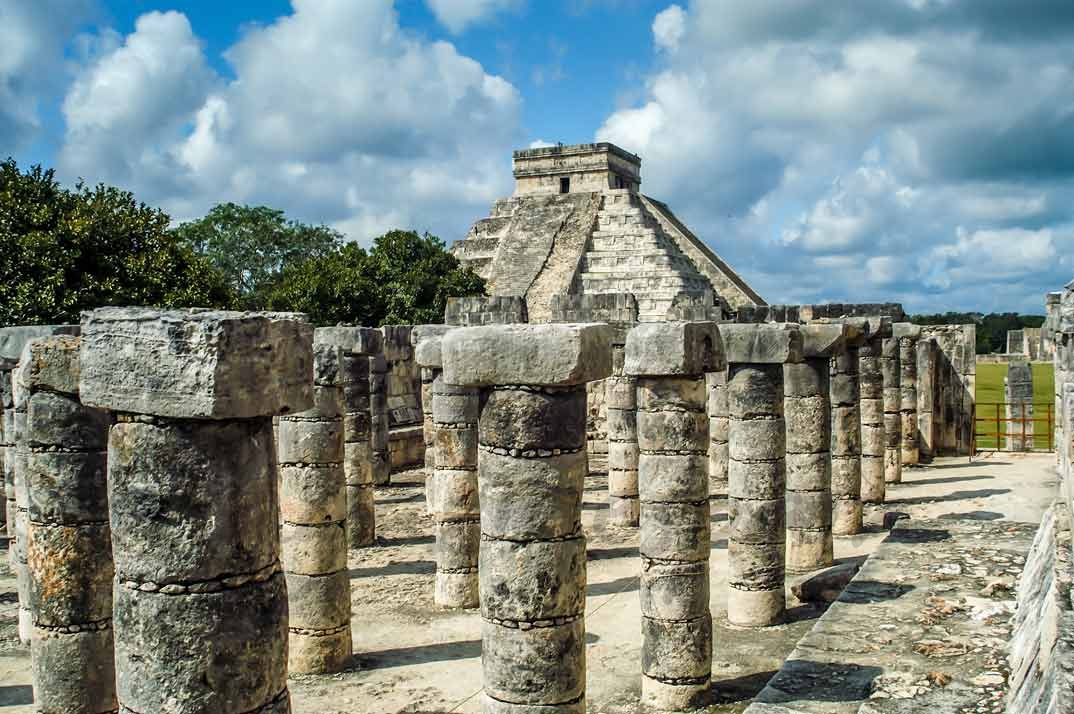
452;142;766;322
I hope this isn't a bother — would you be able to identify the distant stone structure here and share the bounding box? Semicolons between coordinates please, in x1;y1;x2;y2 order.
452;143;765;323
1005;360;1034;451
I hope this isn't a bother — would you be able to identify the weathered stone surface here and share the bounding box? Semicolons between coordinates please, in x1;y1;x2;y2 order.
623;321;725;376
27;523;113;626
479;449;584;541
800;323;848;358
14;335;81;397
443;323;612;387
479;388;586;451
25;451;107;524
80;308;313;418
720;323;804;365
313;325;383;356
482;619;585;705
108;418;279;584
480;537;586;621
32;627;117;714
639;501;709;562
413;325;453;369
0;325;79;366
113;576;289;713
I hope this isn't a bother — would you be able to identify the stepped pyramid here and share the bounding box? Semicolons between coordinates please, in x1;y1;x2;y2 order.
452;143;765;322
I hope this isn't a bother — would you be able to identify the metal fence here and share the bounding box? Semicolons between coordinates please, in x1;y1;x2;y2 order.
974;401;1054;452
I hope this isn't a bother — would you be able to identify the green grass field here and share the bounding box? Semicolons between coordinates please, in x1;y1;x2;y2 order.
975;362;1055;449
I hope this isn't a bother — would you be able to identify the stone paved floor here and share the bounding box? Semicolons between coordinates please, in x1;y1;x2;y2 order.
0;452;1059;712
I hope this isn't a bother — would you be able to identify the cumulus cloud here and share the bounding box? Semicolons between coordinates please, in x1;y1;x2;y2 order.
0;0;95;151
58;0;521;245
425;0;520;34
597;0;1074;312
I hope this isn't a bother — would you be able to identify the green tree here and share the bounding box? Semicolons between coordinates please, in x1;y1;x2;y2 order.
264;229;485;326
173;203;343;309
0;159;232;326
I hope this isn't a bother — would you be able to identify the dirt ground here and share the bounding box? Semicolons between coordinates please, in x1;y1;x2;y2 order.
0;451;1059;713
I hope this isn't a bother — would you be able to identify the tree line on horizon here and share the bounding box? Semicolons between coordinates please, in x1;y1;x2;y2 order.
910;312;1046;354
0;159;486;327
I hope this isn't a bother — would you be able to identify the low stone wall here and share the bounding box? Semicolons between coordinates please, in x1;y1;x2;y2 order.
1006;502;1073;713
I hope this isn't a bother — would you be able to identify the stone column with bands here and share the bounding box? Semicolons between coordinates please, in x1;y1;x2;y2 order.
2;325;78;644
895;324;921;465
413;326;445;513
785;324;847;574
829;319;866;536
277;334;352;673
370;347;391;486
80;308;313;714
606;343;640;526
722;323;803;628
859;318;890;504
18;336;115;713
625;321;724;711
443;323;612;714
707;369;729;498
415;326;481;609
881;333;901;488
916;336;938;463
318;327;383;548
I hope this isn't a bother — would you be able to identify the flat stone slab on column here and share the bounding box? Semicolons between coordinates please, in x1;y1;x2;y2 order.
624;321;726;376
80;307;313;418
443;323;613;387
718;323;804;365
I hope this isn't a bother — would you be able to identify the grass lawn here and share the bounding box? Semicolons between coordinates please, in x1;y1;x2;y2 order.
975;362;1055;449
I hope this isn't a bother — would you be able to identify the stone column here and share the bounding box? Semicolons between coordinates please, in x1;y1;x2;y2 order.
1;366;10;536
10;367;31;644
413;326;450;515
785;325;846;574
80;308;312;714
415;327;481;609
625;322;723;710
707;369;729;498
917;337;938;462
722;324;802;628
443;323;612;714
859;320;889;503
371;347;391;486
881;334;901;489
895;324;920;465
830;320;865;536
606;344;640;526
1005;360;1034;451
277;336;352;673
19;336;115;713
319;327;383;547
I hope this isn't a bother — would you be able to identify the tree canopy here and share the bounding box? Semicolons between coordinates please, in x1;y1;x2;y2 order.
264;230;485;326
0;159;232;326
172;202;343;309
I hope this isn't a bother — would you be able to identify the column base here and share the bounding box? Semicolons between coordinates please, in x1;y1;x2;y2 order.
608;496;640;527
786;529;834;574
482;692;585;713
727;587;784;627
289;627;352;674
831;499;863;536
641;674;710;712
435;571;479;609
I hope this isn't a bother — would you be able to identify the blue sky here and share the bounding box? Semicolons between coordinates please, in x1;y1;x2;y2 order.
4;0;1074;314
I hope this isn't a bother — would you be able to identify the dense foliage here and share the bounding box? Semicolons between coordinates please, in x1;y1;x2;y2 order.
0;159;232;325
173;202;343;310
910;312;1046;354
264;230;486;326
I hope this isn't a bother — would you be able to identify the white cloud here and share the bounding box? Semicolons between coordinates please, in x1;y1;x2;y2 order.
596;0;1074;312
425;0;519;34
57;0;522;245
652;5;686;52
0;0;95;151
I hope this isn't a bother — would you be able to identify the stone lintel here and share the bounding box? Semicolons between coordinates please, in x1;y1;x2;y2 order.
623;321;725;377
0;325;79;370
719;323;803;365
800;323;849;358
442;323;612;387
313;326;383;356
412;325;454;369
14;336;81;400
892;322;923;340
80;307;314;419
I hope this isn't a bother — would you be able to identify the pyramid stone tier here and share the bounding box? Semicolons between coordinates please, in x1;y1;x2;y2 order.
451;143;765;323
